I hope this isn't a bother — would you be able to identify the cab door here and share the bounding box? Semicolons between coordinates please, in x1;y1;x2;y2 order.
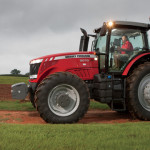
109;28;146;72
95;33;108;73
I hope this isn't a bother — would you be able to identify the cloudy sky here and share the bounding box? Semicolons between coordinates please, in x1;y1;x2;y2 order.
0;0;150;74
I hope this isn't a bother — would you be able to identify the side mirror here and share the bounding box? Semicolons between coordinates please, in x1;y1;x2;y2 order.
100;24;107;36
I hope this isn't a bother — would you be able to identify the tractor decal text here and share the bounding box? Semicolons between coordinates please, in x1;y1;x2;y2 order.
54;54;96;60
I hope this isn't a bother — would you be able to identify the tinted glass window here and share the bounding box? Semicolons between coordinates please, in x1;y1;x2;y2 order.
96;33;107;53
148;30;150;49
109;28;145;72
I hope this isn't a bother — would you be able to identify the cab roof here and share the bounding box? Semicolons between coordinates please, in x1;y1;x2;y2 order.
94;21;150;33
114;21;150;29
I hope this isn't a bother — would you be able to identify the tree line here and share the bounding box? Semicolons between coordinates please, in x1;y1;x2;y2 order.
10;69;29;76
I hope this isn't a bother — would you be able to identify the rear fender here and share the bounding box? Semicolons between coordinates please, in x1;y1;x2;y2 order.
122;53;150;76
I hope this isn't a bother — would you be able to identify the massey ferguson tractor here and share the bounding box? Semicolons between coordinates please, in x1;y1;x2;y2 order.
12;20;150;123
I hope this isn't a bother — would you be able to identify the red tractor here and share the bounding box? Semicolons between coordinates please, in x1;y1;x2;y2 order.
12;21;150;123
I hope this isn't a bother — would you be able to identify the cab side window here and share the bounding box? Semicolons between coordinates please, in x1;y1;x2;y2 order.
129;33;144;55
109;29;145;72
148;30;150;49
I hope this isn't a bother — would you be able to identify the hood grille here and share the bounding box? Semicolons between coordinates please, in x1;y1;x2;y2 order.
30;63;41;75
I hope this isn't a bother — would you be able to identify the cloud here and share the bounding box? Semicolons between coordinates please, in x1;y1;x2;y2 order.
0;0;150;74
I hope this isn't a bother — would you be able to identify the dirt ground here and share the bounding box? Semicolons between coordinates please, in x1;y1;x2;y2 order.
0;110;140;124
0;84;140;124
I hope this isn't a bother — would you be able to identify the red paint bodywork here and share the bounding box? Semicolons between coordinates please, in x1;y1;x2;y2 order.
122;52;150;76
29;51;99;83
29;50;150;83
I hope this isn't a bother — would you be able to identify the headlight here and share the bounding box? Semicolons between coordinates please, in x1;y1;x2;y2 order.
30;75;38;79
30;59;43;64
94;57;98;61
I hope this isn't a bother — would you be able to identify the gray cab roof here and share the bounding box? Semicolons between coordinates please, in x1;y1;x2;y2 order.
94;21;150;33
114;21;150;29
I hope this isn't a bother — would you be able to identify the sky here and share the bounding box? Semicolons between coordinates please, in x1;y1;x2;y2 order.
0;0;150;74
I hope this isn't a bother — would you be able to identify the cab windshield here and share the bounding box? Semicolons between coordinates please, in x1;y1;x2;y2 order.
92;33;107;53
148;30;150;49
93;32;107;70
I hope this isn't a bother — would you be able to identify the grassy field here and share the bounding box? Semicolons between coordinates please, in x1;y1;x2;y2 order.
0;76;28;84
90;100;110;110
0;100;35;111
0;100;109;111
1;76;150;150
0;123;150;150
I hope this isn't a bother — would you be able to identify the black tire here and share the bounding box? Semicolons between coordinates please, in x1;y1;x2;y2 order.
127;62;150;120
29;91;36;108
35;72;90;123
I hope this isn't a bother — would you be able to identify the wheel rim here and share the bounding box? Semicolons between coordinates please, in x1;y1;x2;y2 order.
138;73;150;111
48;84;80;116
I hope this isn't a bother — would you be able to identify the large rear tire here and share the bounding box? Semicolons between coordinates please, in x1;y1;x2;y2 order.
127;62;150;120
35;72;90;123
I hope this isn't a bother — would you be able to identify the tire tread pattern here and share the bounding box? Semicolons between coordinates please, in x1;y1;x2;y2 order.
127;62;150;120
35;72;90;123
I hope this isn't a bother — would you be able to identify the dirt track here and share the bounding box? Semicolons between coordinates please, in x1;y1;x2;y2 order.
0;84;140;124
0;110;140;124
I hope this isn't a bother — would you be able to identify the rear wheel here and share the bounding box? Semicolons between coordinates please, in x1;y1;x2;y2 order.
127;62;150;120
35;72;90;123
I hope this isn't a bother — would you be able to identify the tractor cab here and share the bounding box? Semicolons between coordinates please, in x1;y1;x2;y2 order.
90;21;150;112
93;21;150;73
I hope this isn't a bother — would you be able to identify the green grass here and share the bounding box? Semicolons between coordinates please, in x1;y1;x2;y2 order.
0;76;28;84
0;100;109;111
0;122;150;150
0;100;35;111
90;100;110;110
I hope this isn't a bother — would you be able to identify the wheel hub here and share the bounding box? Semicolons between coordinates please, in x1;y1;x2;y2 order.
56;94;71;108
138;74;150;111
144;82;150;104
48;84;80;117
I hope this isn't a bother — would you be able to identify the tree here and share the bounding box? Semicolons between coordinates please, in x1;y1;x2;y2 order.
25;72;29;76
10;69;21;75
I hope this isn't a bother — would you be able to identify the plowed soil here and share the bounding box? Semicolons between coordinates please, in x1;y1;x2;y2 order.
0;110;140;124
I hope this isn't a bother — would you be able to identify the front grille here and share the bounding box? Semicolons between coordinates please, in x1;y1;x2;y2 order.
30;63;41;75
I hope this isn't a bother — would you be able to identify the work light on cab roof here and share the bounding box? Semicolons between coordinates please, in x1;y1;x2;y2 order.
107;21;114;27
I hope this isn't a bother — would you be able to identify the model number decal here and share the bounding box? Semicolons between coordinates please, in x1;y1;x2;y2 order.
80;59;89;62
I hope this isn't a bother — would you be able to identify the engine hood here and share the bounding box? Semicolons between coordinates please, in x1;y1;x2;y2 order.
30;51;95;63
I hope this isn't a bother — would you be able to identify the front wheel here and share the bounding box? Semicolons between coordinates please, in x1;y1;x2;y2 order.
127;62;150;120
35;72;90;123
